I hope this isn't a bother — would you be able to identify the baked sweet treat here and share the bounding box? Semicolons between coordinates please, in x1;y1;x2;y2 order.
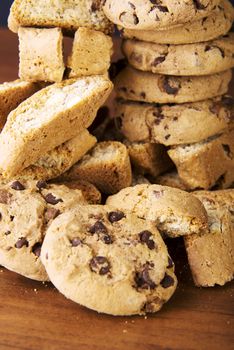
119;0;234;44
0;76;113;178
155;171;190;191
168;129;234;190
125;140;173;177
0;130;96;183
41;204;177;315
60;141;132;194
19;27;65;83
67;27;113;78
54;180;102;204
115;66;232;104
0;180;86;281
184;191;234;287
0;79;40;130
123;33;234;76
107;184;208;238
115;97;232;146
9;0;113;34
103;0;219;30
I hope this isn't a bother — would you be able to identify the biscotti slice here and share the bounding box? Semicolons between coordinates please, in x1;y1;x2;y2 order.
125;141;173;178
155;171;190;191
2;130;96;182
119;0;234;44
41;204;177;315
123;33;234;76
168;129;234;190
67;27;113;78
115;97;232;146
61;141;132;194
107;184;208;238
115;66;232;104
184;192;234;287
0;76;113;178
0;180;86;281
9;0;113;34
19;27;65;83
0;79;40;130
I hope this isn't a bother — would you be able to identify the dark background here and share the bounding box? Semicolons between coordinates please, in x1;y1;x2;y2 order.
1;0;234;26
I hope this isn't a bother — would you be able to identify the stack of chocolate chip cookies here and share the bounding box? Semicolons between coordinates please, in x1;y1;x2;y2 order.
104;0;234;190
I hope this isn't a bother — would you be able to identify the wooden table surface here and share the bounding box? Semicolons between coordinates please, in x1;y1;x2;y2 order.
0;28;233;350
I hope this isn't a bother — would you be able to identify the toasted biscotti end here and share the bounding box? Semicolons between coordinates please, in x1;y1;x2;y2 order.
67;27;113;78
10;0;114;35
61;141;132;194
106;184;208;238
0;76;113;178
155;171;190;191
125;140;173;178
0;79;40;130
53;179;101;204
2;130;96;183
168;129;234;190
184;193;234;287
18;27;65;83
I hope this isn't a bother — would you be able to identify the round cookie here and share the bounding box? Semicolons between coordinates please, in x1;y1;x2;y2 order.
115;66;232;104
123;33;234;76
0;180;86;281
41;204;177;316
106;184;208;238
115;96;233;146
119;0;234;44
103;0;219;30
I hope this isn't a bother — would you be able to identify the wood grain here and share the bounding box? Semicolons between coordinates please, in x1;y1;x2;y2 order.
0;28;233;350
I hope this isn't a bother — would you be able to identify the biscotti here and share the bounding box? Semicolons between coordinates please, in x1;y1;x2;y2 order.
1;130;96;183
0;79;40;130
168;129;234;190
115;97;232;146
122;33;234;76
125;140;173;177
0;180;86;281
19;27;65;83
115;66;232;104
60;141;132;194
0;76;113;178
67;27;113;78
9;0;114;34
184;191;234;287
119;0;234;44
107;184;208;238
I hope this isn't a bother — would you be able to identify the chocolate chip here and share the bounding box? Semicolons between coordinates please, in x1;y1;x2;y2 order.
130;52;143;64
205;45;225;58
133;14;139;25
152;56;166;66
10;215;14;221
163;77;181;95
167;257;174;269
165;134;171;140
36;180;47;190
135;263;156;290
0;189;12;204
0;213;2;220
70;238;82;247
44;208;60;222
102;235;113;245
108;211;125;223
5;231;11;236
153;108;164;125
44;193;63;205
140;92;146;99
160;273;174;288
222;144;232;159
11;181;25;191
89;256;110;275
139;231;156;250
193;0;206;10
32;242;42;257
91;0;101;11
15;237;29;249
89;221;108;234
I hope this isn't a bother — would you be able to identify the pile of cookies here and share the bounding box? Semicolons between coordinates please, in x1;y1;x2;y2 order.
0;0;233;317
106;0;234;190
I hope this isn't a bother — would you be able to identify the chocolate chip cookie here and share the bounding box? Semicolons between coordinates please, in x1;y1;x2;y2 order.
0;180;86;281
41;205;177;315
